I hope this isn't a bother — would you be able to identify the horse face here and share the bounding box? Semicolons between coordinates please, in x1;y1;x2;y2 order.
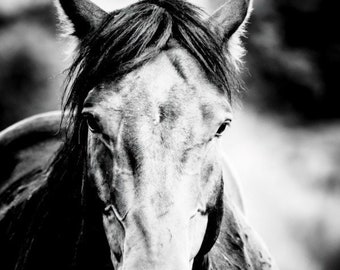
57;0;252;268
82;47;231;269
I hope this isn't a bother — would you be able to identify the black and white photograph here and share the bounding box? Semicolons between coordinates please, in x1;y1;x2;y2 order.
0;1;339;270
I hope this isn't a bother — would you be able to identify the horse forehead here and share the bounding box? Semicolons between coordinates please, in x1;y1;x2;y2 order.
119;49;226;110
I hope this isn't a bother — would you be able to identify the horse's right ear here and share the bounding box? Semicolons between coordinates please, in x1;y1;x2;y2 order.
208;0;253;71
55;0;107;38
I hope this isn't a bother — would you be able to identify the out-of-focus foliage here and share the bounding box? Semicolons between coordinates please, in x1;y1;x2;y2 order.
246;0;340;121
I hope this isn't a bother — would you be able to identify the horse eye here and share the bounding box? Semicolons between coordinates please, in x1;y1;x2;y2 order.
83;113;101;133
215;121;231;137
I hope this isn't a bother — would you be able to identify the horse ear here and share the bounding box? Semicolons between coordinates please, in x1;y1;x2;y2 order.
55;0;108;38
208;0;253;70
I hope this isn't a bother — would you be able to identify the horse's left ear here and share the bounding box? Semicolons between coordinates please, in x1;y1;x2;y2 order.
208;0;253;70
55;0;108;38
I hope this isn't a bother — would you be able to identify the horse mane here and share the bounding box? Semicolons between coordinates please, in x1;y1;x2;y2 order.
1;1;243;269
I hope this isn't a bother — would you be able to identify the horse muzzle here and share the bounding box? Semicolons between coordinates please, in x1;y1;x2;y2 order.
110;203;208;270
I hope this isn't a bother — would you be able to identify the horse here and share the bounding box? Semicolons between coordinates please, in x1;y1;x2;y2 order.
0;0;278;269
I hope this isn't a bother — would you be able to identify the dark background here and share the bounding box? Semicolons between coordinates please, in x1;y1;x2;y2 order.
0;1;339;270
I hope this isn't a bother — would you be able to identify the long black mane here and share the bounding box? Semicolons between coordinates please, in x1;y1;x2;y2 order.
0;1;242;269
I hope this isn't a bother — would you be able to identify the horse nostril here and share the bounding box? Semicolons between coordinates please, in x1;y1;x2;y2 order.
198;208;208;216
103;205;114;217
190;208;206;220
113;251;122;263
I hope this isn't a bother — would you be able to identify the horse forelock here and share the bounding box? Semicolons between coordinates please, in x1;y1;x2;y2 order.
63;0;241;125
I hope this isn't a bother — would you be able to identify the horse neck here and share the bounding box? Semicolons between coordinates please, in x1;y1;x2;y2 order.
206;198;275;270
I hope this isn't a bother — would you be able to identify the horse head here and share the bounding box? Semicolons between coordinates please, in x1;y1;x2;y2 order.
57;0;251;269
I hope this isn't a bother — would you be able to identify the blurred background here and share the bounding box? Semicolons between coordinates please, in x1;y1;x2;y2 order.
0;0;339;269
